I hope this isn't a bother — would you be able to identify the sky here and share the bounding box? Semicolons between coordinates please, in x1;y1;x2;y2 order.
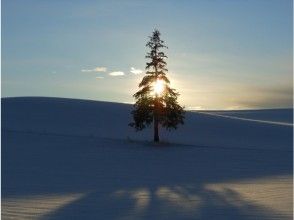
2;0;293;110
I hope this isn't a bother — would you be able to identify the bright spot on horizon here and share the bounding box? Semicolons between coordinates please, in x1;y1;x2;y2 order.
153;79;165;96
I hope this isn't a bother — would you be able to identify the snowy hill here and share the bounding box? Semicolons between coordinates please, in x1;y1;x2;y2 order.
2;97;293;219
3;97;292;149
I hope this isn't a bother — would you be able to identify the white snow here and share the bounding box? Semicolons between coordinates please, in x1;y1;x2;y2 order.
198;112;292;127
2;97;293;219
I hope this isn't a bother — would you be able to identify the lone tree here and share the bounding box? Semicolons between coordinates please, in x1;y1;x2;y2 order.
130;29;185;142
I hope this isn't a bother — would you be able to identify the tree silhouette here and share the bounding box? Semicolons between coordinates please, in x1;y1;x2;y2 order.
130;29;185;142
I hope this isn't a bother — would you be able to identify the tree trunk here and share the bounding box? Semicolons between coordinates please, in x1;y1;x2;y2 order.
154;116;159;142
154;96;160;142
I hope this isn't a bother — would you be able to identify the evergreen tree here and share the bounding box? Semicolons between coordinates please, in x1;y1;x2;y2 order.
129;29;184;142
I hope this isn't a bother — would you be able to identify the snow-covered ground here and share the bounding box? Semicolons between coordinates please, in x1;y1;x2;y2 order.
2;97;293;219
199;109;293;126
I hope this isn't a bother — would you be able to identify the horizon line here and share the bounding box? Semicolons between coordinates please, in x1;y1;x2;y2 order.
2;95;293;111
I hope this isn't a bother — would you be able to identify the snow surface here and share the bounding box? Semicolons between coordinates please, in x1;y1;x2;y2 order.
200;109;293;124
202;109;293;126
2;97;293;219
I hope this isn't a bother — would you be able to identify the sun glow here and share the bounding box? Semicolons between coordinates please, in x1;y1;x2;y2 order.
153;79;165;96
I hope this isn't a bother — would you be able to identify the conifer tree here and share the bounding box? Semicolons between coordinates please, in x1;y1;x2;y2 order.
129;29;184;142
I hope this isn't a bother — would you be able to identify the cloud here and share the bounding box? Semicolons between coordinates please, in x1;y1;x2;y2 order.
109;71;125;76
96;76;104;79
122;101;135;104
130;67;143;75
81;67;107;72
186;106;204;111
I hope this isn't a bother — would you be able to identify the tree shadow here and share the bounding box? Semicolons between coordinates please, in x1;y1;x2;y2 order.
41;184;287;220
2;131;292;219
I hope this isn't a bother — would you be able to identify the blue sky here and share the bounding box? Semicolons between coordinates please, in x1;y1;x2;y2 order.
2;0;293;109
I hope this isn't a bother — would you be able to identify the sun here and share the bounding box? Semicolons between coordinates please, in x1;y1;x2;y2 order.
153;79;165;96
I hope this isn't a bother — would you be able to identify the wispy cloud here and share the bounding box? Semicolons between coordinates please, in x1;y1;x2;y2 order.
81;67;107;72
96;76;104;79
109;71;125;76
186;106;204;111
122;101;135;104
130;67;143;75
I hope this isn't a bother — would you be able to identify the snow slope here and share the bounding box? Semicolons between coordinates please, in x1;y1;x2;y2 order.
201;109;293;124
199;109;293;126
2;97;293;219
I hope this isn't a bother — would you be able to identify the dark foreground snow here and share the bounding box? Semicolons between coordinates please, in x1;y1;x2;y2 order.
2;97;293;219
